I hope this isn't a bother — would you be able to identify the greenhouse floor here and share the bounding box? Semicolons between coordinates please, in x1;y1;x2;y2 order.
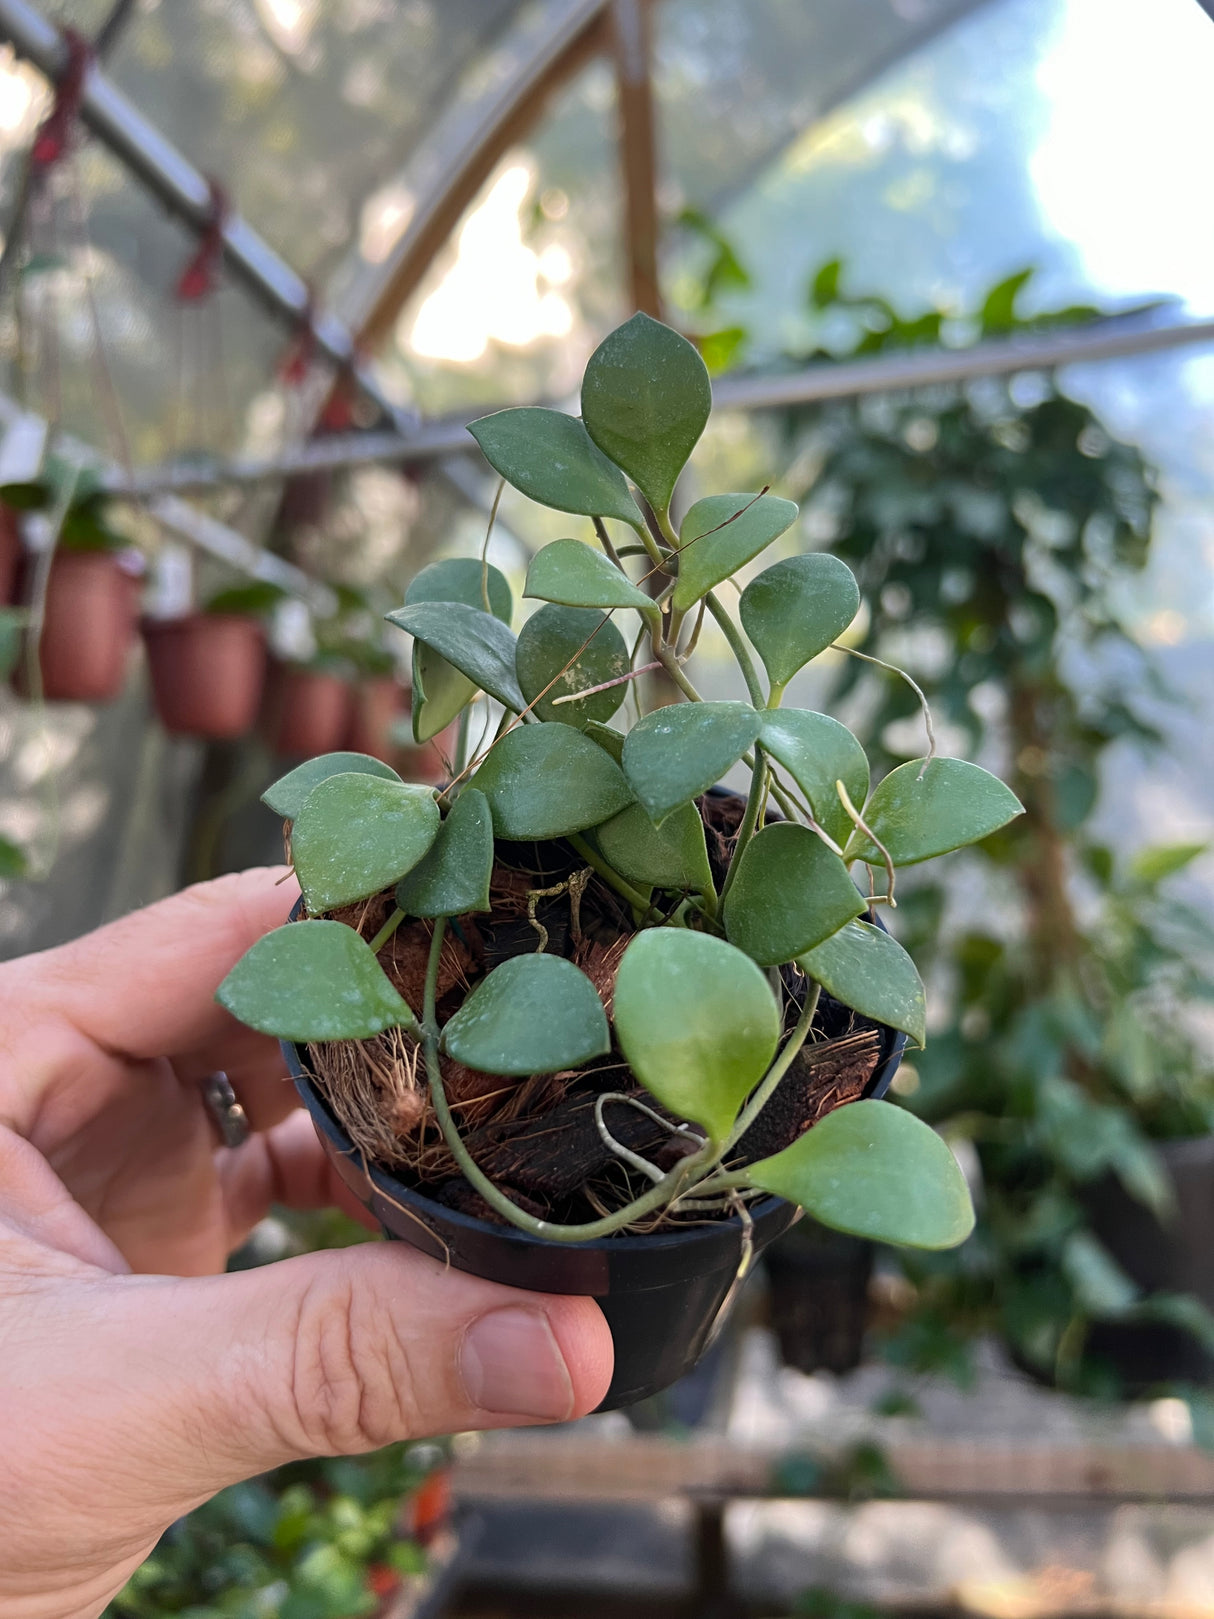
418;1324;1214;1619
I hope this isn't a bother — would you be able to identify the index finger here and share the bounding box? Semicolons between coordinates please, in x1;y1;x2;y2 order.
21;867;301;1061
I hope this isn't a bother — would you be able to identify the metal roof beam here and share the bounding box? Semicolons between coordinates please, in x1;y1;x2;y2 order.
0;0;410;433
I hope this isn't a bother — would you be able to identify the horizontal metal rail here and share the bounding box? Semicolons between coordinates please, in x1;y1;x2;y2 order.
102;312;1214;496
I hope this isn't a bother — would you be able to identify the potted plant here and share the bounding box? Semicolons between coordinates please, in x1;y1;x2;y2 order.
216;315;1020;1408
262;650;356;759
143;580;273;740
3;476;142;703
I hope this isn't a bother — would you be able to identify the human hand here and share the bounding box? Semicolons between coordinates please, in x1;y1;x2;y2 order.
0;869;612;1619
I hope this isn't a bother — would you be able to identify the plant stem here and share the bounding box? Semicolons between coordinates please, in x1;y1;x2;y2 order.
421;920;718;1241
453;704;472;776
592;515;626;571
633;517;667;569
723;981;821;1154
720;749;766;903
368;906;405;955
705;591;764;706
566;831;651;913
682;1166;756;1200
655;643;705;703
655;506;681;552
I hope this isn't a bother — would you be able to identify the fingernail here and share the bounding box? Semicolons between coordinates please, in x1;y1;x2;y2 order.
460;1307;574;1420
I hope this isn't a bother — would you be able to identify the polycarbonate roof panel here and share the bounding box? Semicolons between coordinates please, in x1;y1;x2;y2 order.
94;0;529;286
652;0;994;218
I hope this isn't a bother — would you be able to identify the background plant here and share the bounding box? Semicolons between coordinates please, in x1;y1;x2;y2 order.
700;257;1214;1392
218;314;1021;1255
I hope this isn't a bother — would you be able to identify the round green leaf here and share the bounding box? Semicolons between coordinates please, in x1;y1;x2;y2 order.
442;953;610;1075
472;722;634;840
467;406;645;530
672;493;798;611
747;1100;975;1250
387;601;524;714
583;720;625;762
613;929;780;1143
515;604;631;727
525;538;656;617
595;800;714;896
844;757;1024;867
581;313;711;516
405;559;513;742
293;773;441;913
739;554;860;689
262;752;402;820
0;832;27;878
406;557;513;623
412;641;475;743
797;920;926;1048
396;789;494;918
217;920;416;1042
724;821;865;966
759;710;870;848
0;606;24;683
622;701;761;825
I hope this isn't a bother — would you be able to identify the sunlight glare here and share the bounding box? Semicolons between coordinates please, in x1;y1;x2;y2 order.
405;161;574;364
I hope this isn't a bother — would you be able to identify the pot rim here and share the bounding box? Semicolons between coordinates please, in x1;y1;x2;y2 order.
286;1042;791;1257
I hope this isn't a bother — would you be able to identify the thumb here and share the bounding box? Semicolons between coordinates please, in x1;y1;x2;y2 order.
31;1243;612;1532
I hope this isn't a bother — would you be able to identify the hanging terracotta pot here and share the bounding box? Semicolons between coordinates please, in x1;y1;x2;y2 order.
396;719;459;785
343;675;456;782
143;613;267;739
343;674;405;763
28;550;141;703
261;659;354;758
0;506;22;606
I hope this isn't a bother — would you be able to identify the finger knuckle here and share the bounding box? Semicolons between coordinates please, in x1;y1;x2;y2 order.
288;1274;412;1454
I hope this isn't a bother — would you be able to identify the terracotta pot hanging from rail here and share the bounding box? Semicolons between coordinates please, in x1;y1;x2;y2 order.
343;675;456;783
260;659;354;758
22;549;142;703
0;505;22;605
143;612;267;739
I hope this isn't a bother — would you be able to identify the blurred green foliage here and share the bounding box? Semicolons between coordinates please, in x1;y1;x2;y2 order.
695;249;1214;1394
108;1447;433;1619
108;1210;445;1617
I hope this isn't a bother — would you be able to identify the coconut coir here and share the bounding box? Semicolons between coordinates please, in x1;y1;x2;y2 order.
306;792;881;1229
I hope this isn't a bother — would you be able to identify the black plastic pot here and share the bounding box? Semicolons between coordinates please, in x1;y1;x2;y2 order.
283;1010;905;1410
1081;1135;1214;1390
765;1222;874;1376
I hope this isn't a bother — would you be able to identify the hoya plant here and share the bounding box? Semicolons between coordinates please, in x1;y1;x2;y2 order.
217;314;1022;1252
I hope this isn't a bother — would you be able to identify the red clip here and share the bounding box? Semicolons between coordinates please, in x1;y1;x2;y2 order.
280;286;317;385
31;28;91;171
175;178;229;302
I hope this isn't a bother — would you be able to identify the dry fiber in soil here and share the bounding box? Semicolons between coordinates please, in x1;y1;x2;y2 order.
307;795;881;1228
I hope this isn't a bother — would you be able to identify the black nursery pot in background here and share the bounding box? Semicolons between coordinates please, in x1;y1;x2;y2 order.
283;1014;905;1411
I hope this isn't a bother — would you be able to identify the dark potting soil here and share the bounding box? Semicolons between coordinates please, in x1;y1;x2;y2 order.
309;791;881;1230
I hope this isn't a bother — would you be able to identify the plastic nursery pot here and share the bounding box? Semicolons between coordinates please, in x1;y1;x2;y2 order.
1081;1134;1214;1391
24;549;141;703
261;660;354;758
764;1222;874;1376
283;1004;906;1412
143;613;267;739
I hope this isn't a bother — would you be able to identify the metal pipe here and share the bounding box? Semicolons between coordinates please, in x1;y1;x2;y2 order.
0;0;411;432
711;313;1214;411
102;313;1214;495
